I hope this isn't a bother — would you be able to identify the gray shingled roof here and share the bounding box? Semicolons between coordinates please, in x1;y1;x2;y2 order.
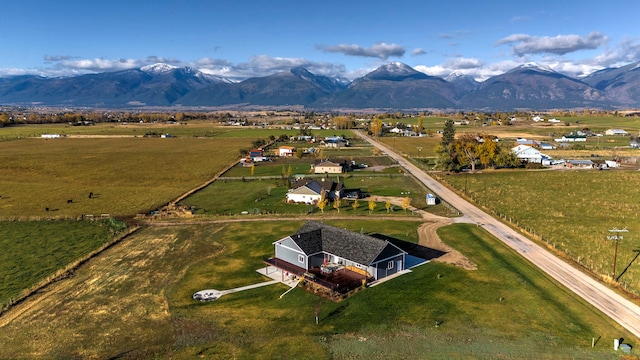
291;221;405;265
290;179;343;194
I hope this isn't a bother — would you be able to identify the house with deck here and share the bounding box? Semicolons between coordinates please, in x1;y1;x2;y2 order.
265;222;407;296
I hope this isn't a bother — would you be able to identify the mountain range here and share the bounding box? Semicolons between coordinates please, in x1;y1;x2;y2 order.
1;61;639;111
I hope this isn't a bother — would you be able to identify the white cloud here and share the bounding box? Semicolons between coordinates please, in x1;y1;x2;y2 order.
497;32;608;56
590;37;640;67
317;42;405;60
416;59;524;82
412;48;426;56
443;57;483;69
194;55;347;81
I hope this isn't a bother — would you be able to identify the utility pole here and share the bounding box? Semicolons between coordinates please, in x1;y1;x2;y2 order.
607;227;628;280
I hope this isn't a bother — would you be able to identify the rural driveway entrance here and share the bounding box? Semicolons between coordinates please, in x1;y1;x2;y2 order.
355;130;640;339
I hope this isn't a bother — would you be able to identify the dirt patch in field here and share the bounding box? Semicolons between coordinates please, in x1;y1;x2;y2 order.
417;220;477;270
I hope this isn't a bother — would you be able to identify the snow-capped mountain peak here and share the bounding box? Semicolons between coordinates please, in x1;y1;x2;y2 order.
380;62;415;75
141;63;178;74
445;72;465;81
518;62;555;73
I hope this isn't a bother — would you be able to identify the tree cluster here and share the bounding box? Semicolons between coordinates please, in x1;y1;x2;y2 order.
435;120;519;171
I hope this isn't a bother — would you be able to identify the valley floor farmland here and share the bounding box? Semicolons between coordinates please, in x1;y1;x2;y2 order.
439;170;640;296
0;136;253;218
2;119;640;358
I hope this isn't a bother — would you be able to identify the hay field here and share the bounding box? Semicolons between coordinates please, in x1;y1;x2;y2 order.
0;136;252;218
440;170;640;295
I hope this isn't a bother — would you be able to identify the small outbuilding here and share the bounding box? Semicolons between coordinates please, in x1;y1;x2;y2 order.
605;129;629;136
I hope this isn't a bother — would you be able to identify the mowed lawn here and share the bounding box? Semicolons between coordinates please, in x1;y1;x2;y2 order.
0;136;252;218
0;220;632;359
440;169;640;295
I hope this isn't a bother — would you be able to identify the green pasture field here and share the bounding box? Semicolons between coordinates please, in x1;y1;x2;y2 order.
222;156;397;178
1;220;631;358
0;136;252;218
438;170;640;295
178;173;434;216
0;219;122;308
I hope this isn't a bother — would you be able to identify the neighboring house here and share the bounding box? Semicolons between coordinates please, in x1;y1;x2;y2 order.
539;143;556;150
566;159;595;169
278;146;296;157
268;221;407;282
286;179;344;204
516;138;539;146
631;139;639;148
511;145;552;164
249;148;264;159
323;136;350;148
389;127;417;137
605;129;629;136
313;160;344;174
554;135;587;142
290;135;313;142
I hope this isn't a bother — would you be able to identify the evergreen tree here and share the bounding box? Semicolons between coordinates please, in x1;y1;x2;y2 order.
441;119;455;147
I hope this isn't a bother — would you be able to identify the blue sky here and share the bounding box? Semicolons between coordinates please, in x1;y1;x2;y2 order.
2;0;639;81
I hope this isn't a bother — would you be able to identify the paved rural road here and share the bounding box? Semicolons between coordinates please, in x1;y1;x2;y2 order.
355;130;640;339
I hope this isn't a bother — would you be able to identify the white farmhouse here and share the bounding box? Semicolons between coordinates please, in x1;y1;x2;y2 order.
286;179;344;204
278;146;296;157
511;145;552;165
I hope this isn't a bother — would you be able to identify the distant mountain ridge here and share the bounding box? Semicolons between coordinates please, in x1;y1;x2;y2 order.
1;61;639;110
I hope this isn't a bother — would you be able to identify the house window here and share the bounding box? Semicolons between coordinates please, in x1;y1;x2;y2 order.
298;254;304;264
387;261;394;270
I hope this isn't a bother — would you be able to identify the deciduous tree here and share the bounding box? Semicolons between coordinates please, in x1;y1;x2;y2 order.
317;193;328;213
401;197;411;213
333;196;341;213
368;196;377;214
352;198;359;213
